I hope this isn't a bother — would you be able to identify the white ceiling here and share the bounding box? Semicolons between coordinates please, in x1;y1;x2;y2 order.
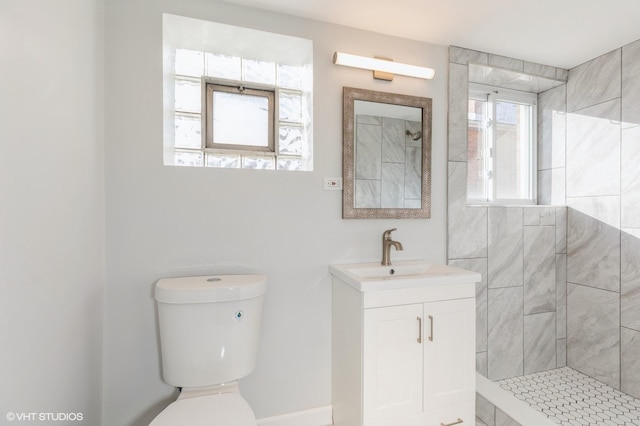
221;0;640;69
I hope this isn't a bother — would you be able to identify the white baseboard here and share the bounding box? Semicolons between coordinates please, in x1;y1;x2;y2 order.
257;405;332;426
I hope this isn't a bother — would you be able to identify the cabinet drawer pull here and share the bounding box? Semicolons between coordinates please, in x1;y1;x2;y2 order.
440;418;463;426
417;316;422;343
428;315;434;341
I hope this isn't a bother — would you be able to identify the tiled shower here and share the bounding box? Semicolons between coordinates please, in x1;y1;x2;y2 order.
355;115;422;208
446;41;640;416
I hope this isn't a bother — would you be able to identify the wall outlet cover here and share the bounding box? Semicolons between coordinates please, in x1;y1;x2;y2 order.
324;177;343;190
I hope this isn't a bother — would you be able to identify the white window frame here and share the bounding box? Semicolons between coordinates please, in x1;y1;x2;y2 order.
468;83;537;205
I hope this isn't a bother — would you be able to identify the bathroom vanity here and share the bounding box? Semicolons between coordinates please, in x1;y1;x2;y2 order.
330;261;480;426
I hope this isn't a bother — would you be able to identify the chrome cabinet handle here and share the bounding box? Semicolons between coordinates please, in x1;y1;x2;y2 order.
428;315;434;341
417;317;422;343
441;418;463;426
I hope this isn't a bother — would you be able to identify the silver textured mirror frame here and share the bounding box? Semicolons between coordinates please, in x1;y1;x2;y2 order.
342;87;432;219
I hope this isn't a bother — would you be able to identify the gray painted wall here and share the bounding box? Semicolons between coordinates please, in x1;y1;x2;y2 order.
0;1;105;424
103;1;449;424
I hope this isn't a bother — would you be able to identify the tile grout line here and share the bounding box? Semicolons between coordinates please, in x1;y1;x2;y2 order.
617;47;622;394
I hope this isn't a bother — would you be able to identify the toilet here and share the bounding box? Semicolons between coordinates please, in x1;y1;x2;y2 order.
150;274;267;426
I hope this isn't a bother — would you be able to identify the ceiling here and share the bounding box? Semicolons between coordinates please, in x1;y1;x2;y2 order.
221;0;640;70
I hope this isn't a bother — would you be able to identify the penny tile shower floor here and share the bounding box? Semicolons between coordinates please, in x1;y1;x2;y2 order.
497;367;640;425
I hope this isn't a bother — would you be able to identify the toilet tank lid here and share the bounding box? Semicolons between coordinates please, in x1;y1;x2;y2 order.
155;274;267;304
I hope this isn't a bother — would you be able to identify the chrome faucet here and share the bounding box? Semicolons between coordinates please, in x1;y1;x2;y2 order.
381;228;403;266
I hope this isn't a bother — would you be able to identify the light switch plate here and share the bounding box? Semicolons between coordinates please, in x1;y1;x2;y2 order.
324;177;343;190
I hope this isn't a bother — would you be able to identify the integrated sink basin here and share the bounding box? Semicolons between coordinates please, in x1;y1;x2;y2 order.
345;262;434;279
329;260;481;292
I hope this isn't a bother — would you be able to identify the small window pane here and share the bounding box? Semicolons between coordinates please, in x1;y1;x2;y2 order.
175;79;201;113
494;101;533;200
242;156;275;170
467;98;489;200
277;64;303;90
174;151;203;167
175;49;203;77
213;91;270;147
206;154;240;168
278;126;303;154
205;53;241;80
279;92;302;122
242;59;276;85
175;114;201;149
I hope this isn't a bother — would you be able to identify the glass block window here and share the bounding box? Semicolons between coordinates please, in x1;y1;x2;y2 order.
168;49;311;170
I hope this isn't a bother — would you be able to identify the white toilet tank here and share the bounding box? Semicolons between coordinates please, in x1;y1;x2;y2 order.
155;274;267;388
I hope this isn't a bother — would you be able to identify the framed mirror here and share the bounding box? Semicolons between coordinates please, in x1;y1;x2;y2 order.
342;87;432;219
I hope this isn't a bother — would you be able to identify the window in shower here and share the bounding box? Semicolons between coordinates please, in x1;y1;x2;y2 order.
467;84;537;204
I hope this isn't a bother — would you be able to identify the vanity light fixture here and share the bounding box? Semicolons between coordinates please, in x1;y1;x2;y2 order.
333;51;435;81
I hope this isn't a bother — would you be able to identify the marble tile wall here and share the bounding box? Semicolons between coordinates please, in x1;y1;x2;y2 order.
621;125;640;228
488;207;523;288
566;209;620;292
621;227;640;398
566;283;620;388
447;47;569;384
544;40;640;398
566;99;621;199
449;43;640;399
567;49;621;113
354;115;421;208
524;312;556;374
448;38;640;423
449;258;488;355
448;161;487;259
476;394;522;426
621;327;640;397
622;40;640;127
523;225;556;315
488;285;523;380
537;85;566;205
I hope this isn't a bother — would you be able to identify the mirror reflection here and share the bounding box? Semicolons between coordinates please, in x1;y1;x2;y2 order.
343;87;432;219
354;101;423;208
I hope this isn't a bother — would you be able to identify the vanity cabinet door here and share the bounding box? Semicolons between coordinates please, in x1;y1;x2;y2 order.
363;304;424;425
423;298;475;412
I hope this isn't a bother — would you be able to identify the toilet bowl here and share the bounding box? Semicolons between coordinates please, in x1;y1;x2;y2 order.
150;274;267;425
149;383;255;426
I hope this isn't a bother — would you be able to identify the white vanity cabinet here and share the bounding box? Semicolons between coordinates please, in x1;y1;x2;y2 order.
330;262;479;426
363;303;424;424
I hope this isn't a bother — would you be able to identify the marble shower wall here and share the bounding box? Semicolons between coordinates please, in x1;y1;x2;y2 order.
448;44;640;395
556;41;640;396
450;206;567;381
476;394;522;426
447;47;568;382
354;115;422;208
